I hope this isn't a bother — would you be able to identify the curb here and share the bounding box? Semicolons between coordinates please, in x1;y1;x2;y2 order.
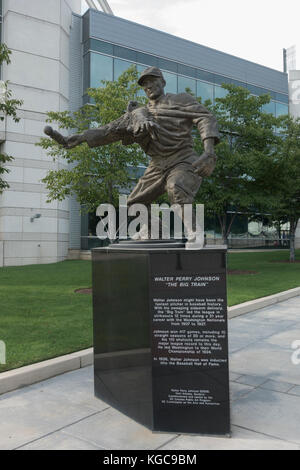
0;348;93;396
228;286;300;319
1;287;299;396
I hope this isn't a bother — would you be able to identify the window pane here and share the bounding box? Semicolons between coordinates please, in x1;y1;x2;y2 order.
276;102;289;117
178;76;196;95
90;53;113;88
158;58;178;73
247;84;276;99
197;80;213;103
269;90;277;100
114;58;133;80
136;52;158;67
257;88;275;99
136;64;147;96
178;64;196;78
214;74;230;86
261;100;276;115
247;84;261;96
276;93;289;104
137;64;146;74
90;39;113;55
196;69;215;83
164;72;177;94
276;102;288;132
83;53;90;92
214;85;228;100
231;79;246;89
114;45;137;62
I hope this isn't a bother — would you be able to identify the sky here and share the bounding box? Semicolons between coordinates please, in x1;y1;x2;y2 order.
81;0;300;72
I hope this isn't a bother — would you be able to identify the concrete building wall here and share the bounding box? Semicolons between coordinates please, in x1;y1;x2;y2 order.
69;13;82;250
0;0;81;266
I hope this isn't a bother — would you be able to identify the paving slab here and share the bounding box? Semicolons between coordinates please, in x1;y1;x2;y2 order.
263;327;300;350
62;407;175;450
0;296;300;450
0;385;106;450
281;297;300;307
288;385;300;397
28;366;104;411
230;382;254;401
18;431;104;450
232;387;300;444
230;340;300;386
228;316;297;342
228;331;259;354
159;425;300;450
234;374;268;387
259;380;295;393
229;372;243;382
245;303;300;323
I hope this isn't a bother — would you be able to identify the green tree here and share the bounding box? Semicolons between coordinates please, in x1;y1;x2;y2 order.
195;84;282;244
267;115;300;261
38;66;147;212
0;44;23;193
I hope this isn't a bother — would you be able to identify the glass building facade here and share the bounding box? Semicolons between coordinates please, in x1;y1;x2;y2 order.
78;9;289;249
83;38;289;116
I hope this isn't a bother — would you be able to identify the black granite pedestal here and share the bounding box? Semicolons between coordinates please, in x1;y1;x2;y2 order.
92;242;230;436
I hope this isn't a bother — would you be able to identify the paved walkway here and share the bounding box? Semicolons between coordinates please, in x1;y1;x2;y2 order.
1;297;300;450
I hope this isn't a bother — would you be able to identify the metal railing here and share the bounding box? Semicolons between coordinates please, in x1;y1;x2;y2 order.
81;236;299;251
206;237;299;249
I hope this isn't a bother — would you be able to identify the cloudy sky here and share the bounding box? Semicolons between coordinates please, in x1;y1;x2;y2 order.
82;0;299;72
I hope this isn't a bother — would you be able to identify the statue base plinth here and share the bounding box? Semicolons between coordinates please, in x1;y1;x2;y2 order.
92;243;230;435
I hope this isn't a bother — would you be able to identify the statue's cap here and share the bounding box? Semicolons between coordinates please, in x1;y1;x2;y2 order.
138;66;165;86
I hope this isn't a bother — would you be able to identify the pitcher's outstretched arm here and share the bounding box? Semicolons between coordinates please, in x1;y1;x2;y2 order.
44;115;131;149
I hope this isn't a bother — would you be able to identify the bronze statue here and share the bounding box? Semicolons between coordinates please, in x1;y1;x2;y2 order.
44;66;219;240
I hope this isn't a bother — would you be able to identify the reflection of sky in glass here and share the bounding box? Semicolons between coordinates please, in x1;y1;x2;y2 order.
88;48;289;123
178;76;196;95
137;64;146;74
136;65;147;97
163;72;178;94
114;58;132;80
90;53;113;88
261;100;276;115
276;102;289;117
214;85;228;100
83;53;90;93
197;80;213;103
275;102;289;132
